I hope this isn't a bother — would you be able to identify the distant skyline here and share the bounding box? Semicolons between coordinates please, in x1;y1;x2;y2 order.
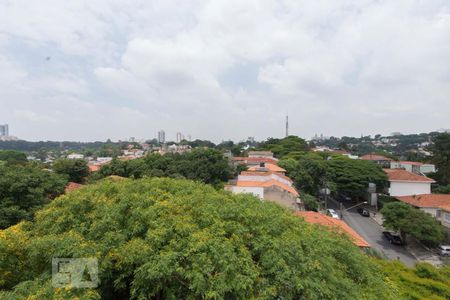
1;1;450;143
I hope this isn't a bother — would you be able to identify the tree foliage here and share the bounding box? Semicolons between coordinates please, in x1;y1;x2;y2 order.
381;202;445;247
258;136;309;159
431;133;450;185
375;259;450;300
279;153;334;195
0;164;67;229
97;148;232;187
0;178;395;299
53;158;90;183
0;150;28;165
327;156;387;199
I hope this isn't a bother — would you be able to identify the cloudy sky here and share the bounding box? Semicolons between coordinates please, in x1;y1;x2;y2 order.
0;0;449;142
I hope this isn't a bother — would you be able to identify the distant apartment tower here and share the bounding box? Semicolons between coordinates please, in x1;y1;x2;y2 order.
158;130;166;144
0;124;9;136
176;132;184;143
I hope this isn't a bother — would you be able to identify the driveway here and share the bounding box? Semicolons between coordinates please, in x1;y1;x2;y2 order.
327;200;417;267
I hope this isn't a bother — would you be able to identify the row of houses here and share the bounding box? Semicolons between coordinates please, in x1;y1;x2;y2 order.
360;154;450;229
226;151;370;248
225;151;301;211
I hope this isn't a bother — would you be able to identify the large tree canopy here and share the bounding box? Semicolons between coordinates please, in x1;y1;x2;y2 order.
0;150;28;165
258;136;309;159
0;164;67;229
381;202;445;247
0;178;394;299
53;158;90;183
96;148;232;187
327;156;388;198
431;133;450;185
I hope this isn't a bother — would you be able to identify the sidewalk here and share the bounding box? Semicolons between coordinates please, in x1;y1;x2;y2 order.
370;212;383;226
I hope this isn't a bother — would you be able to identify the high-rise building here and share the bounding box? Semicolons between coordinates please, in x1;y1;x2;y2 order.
0;124;9;137
176;132;183;143
158;130;166;144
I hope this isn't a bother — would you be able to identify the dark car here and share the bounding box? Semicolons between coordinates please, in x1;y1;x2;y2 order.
382;231;403;245
357;207;370;217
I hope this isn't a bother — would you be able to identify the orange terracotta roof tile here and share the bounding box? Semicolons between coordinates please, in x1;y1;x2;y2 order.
396;194;450;211
240;171;293;183
361;154;393;161
384;168;435;183
236;180;299;197
65;182;83;193
89;165;101;172
295;211;370;247
248;163;286;173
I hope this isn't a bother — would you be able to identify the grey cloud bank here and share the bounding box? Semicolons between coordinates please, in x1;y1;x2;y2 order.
0;0;449;142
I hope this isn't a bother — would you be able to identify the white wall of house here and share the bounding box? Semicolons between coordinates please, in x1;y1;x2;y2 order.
420;164;436;174
230;186;264;199
420;207;438;218
442;211;450;228
389;181;431;196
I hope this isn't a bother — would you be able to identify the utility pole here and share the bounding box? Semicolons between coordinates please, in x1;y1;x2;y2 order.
285;115;289;137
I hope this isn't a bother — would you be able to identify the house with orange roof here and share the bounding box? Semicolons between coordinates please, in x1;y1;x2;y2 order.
225;161;301;211
296;211;370;248
248;163;286;174
395;194;450;228
384;168;435;197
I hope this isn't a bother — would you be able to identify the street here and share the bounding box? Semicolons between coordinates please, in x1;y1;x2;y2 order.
327;200;417;267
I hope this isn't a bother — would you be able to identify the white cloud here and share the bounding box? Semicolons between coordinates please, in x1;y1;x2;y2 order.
0;0;449;141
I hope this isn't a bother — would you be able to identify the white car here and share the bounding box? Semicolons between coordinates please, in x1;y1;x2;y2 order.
326;209;340;219
438;245;450;256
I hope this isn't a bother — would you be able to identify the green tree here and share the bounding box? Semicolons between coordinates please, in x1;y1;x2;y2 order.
381;202;445;247
431;133;450;184
53;158;89;183
259;136;309;158
375;259;450;299
98;149;232;187
434;184;450;194
327;156;387;199
302;193;320;211
279;153;334;195
0;164;67;229
0;178;395;299
0;150;28;165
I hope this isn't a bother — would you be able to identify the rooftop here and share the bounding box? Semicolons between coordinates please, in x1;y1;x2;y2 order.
235;179;299;197
240;171;293;183
248;163;286;173
361;154;393;161
295;211;370;247
384;168;435;183
395;194;450;211
65;182;83;193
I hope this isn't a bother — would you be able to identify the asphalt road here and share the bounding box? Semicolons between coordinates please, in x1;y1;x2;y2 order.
327;201;417;267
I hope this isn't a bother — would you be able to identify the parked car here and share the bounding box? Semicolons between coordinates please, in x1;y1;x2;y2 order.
326;209;340;219
357;207;370;217
337;193;351;202
382;231;403;245
438;245;450;256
